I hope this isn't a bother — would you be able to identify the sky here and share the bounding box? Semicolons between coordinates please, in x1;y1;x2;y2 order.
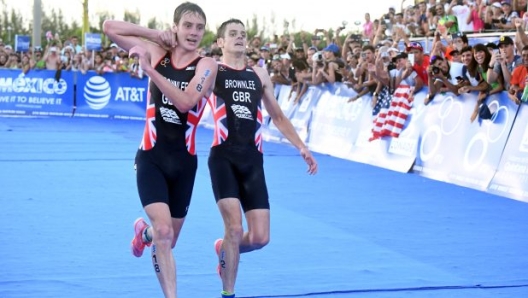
6;0;415;36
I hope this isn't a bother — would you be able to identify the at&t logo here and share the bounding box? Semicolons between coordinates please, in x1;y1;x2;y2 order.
84;76;111;110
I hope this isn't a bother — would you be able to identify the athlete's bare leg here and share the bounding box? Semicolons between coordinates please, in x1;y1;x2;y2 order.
145;202;185;298
240;209;270;253
217;198;244;294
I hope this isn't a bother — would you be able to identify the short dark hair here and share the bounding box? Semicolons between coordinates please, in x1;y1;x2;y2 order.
362;45;375;53
460;45;472;54
217;18;245;39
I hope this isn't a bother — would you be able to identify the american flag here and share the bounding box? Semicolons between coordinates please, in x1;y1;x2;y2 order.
208;94;228;146
139;91;157;150
370;85;413;141
185;97;207;155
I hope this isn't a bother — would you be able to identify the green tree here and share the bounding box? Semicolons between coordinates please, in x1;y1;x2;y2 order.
200;28;216;48
1;7;29;45
147;17;168;30
245;14;259;41
124;9;140;25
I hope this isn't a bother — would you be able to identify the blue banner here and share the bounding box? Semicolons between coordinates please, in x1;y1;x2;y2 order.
262;85;296;142
488;103;528;202
74;71;148;120
84;33;102;51
308;87;364;159
347;89;418;173
413;92;518;190
14;35;30;53
288;85;323;143
0;69;74;116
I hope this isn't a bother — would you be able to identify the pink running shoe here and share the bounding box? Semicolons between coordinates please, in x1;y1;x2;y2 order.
214;238;223;276
131;218;151;257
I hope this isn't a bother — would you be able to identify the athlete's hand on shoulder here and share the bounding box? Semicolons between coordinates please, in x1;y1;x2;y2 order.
129;46;153;71
300;147;318;175
158;30;177;50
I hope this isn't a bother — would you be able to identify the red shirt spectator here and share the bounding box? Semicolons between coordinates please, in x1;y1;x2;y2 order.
406;41;430;83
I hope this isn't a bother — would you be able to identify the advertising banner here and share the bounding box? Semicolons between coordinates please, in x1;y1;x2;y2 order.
84;33;102;51
262;85;295;142
308;86;366;159
344;89;420;173
74;71;147;120
413;92;518;190
488;104;528;202
0;69;74;116
14;35;31;53
287;85;323;143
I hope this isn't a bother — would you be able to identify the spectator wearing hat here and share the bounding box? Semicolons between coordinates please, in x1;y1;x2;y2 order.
488;35;522;89
406;41;430;83
496;1;518;30
507;44;528;104
312;43;344;84
391;51;423;91
43;43;62;70
270;54;292;86
486;1;507;29
31;47;45;70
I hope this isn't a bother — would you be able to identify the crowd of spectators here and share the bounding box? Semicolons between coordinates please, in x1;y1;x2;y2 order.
235;0;528;123
1;0;528;123
0;34;144;79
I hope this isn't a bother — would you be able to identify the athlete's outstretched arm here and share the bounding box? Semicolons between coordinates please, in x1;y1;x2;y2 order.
255;67;318;174
103;20;170;53
129;46;218;112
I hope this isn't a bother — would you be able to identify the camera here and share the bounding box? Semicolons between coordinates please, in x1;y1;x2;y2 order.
432;66;440;75
312;52;324;67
